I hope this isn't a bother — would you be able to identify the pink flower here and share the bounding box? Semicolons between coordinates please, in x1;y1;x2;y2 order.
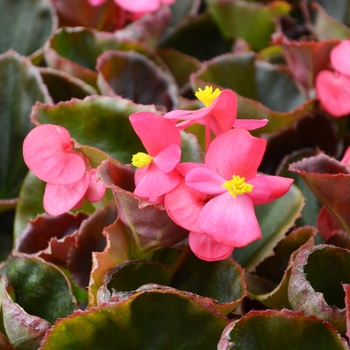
23;124;105;215
316;39;350;117
130;112;182;199
88;0;175;13
163;86;268;150
165;128;293;261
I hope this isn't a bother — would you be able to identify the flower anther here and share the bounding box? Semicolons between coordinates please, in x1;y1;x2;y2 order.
222;175;253;198
132;152;154;168
195;86;221;107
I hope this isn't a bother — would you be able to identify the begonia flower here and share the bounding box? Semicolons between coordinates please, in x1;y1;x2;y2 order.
165;128;293;261
88;0;175;13
130;112;182;199
163;86;268;149
316;39;350;117
23;124;105;216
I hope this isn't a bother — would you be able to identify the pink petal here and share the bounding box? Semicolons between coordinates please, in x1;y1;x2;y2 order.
198;192;262;247
129;112;181;155
134;162;181;198
85;169;106;203
246;176;271;204
115;0;160;13
43;174;89;216
153;144;181;173
259;175;294;204
176;162;206;176
23;124;86;185
209;90;237;135
164;180;206;232
163;108;209;124
330;40;350;77
233;119;268;130
185;167;226;195
205;128;266;180
189;231;233;262
316;70;350;117
88;0;106;6
162;0;176;4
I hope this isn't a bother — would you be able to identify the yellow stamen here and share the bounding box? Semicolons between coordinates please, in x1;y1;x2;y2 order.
132;152;153;168
195;86;221;107
222;175;253;198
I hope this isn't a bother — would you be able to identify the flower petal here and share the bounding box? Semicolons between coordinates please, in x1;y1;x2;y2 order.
164;180;206;232
330;39;350;77
43;174;89;216
88;0;106;6
23;124;86;185
246;176;271;204
316;70;350;117
129;112;181;155
189;231;233;262
115;0;160;13
153;144;181;173
233;118;268;130
134;162;181;198
205;128;266;180
85;169;106;203
185;167;226;195
198;192;262;247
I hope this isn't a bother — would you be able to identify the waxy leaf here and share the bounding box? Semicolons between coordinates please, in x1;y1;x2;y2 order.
50;0;121;32
276;35;338;94
343;283;350;339
289;153;350;234
96;50;178;110
219;309;349;350
173;254;246;315
69;201;117;289
288;244;350;334
191;52;314;135
6;253;77;324
89;219;130;307
1;275;50;350
31;95;158;163
314;3;350;40
207;0;290;51
233;185;304;271
246;226;316;310
0;51;51;200
0;0;56;56
39;67;97;103
40;289;229;349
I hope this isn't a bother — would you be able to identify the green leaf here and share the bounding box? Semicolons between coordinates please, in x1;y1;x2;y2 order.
233;184;304;271
40;289;229;349
289;244;350;334
1;275;50;350
206;0;290;51
31;95;158;164
96;50;178;110
0;0;56;56
0;51;51;200
14;171;45;242
219;309;349;350
6;252;77;324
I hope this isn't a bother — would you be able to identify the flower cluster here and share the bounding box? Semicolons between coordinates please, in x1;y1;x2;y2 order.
23;124;106;216
130;86;294;261
22;87;293;261
316;39;350;117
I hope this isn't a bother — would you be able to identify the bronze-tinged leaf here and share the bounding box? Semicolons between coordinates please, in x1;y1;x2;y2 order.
289;153;350;234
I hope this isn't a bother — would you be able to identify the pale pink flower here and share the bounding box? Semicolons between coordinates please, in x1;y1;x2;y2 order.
165;128;293;261
130;112;182;199
23;124;105;215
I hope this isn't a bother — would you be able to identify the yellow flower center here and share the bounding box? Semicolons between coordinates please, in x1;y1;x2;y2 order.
132;152;153;168
195;86;221;107
222;175;253;198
